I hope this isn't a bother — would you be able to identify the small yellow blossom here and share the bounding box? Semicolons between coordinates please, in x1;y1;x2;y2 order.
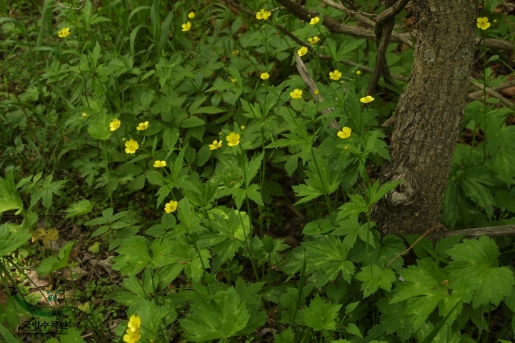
82;112;87;117
338;127;352;139
226;132;240;147
290;89;303;99
256;9;271;20
58;28;70;38
209;140;223;150
182;21;192;31
360;95;374;104
298;46;308;57
240;125;245;130
230;78;237;83
153;160;167;168
125;139;139;154
356;70;362;75
308;36;320;44
310;17;320;25
137;121;149;131
260;72;269;80
232;49;239;56
314;89;320;95
165;200;178;213
127;315;141;332
329;70;342;81
110;118;121;131
477;17;490;30
188;11;195;19
123;330;141;343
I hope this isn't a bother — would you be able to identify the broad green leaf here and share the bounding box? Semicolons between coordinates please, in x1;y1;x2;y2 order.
88;112;113;140
303;294;342;331
180;287;250;342
0;175;23;214
355;264;396;297
445;236;515;308
181;116;206;128
64;199;94;218
0;223;31;257
112;236;152;276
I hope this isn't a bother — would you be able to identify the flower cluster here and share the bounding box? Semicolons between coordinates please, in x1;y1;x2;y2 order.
123;315;141;343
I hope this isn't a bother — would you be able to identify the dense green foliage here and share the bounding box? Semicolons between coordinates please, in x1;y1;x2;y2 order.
1;0;515;342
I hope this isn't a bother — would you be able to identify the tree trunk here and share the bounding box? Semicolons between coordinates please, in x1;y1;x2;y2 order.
371;0;477;240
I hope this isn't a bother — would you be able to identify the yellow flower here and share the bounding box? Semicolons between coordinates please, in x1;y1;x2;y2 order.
290;89;303;99
256;9;271;20
188;11;195;19
82;112;87;117
230;78;237;83
314;89;320;95
329;70;342;81
165;200;178;213
298;46;308;57
123;329;141;343
137;121;149;131
477;17;490;30
58;28;70;38
127;315;141;332
232;49;239;56
226;132;240;147
240;125;245;130
125;139;139;154
260;72;269;80
310;17;320;25
360;95;374;104
182;21;192;31
110;118;121;131
356;70;362;75
337;127;352;139
308;36;320;44
209;140;223;150
153;160;167;168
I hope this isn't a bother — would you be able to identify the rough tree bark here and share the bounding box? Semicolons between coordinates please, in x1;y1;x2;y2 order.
370;0;477;240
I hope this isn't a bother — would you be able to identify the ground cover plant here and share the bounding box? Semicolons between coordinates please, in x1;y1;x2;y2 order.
1;0;515;342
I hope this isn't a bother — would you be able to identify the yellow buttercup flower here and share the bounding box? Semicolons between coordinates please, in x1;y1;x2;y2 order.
290;89;303;99
298;46;308;57
164;200;178;213
188;11;195;19
182;21;192;31
127;315;141;332
123;315;141;343
226;132;240;147
308;36;320;44
360;95;374;104
310;17;319;25
209;140;222;150
82;112;87;117
337;127;352;139
230;78;237;83
153;160;167;168
314;89;320;95
58;28;70;38
260;72;269;80
110;118;121;131
329;70;342;81
256;9;271;20
232;49;239;56
137;121;149;131
477;17;490;30
125;139;139;154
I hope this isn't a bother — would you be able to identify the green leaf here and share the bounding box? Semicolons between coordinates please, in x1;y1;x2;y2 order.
369;180;404;205
112;236;152;276
64;199;94;218
180;287;250;342
303;294;342;331
345;323;363;338
355;264;396;297
29;174;67;209
181;116;206;128
0;175;23;214
0;223;31;257
88;112;113;140
445;236;515;308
